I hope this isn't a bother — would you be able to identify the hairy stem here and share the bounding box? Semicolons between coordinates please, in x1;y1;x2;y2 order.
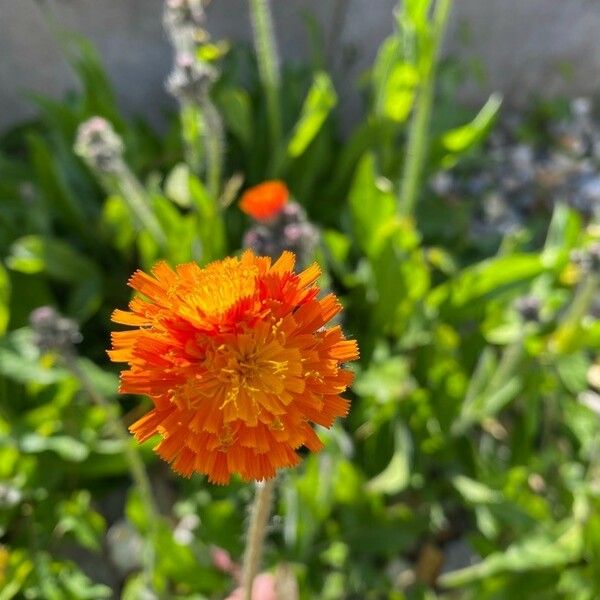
242;479;276;600
181;103;206;177
249;0;283;154
116;167;168;249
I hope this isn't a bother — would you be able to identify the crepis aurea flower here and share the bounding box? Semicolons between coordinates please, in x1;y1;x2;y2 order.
109;250;358;485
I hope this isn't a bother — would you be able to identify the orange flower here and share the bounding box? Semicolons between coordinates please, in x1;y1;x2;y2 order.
109;251;358;485
239;181;289;221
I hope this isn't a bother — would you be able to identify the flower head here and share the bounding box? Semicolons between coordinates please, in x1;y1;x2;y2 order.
167;53;217;103
30;306;82;355
243;202;320;269
239;181;289;221
74;117;124;175
109;251;358;484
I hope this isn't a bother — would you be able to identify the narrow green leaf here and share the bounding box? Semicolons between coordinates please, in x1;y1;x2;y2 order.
452;475;502;505
287;72;337;157
441;93;503;152
441;521;584;587
348;154;396;257
367;424;412;494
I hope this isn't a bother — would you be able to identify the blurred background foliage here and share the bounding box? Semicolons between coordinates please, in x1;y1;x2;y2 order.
1;0;600;598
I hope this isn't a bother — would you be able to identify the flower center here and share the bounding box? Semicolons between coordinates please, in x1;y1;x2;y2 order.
189;320;302;428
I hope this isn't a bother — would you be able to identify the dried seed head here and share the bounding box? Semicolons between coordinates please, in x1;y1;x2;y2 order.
164;0;206;45
74;117;124;174
29;306;82;355
166;53;216;103
164;0;205;28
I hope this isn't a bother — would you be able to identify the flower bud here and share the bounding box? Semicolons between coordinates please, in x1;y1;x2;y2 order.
29;306;82;355
166;53;216;103
74;117;124;175
243;201;319;268
164;0;206;48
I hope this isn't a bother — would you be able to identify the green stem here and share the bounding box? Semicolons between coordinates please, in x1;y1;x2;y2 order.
181;103;206;177
242;479;276;600
399;0;453;216
114;167;168;249
249;0;283;155
64;354;159;592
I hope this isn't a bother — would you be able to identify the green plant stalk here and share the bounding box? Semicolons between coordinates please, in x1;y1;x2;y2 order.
249;0;283;154
64;354;160;593
115;167;168;249
242;479;276;600
399;0;453;216
181;103;206;177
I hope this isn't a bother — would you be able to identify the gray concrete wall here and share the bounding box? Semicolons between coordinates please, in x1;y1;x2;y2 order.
1;0;600;132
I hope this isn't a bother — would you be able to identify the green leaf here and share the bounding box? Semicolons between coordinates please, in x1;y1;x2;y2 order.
441;520;584;587
348;154;397;257
430;254;547;311
165;163;192;208
6;236;99;283
367;424;412;494
287;72;337;157
125;488;150;534
217;87;253;150
26;133;90;238
19;433;89;462
442;94;502;151
544;202;582;262
453;376;522;435
0;550;34;600
62;34;123;128
452;475;502;505
372;36;419;123
370;234;430;335
0;328;69;384
354;356;412;404
101;195;136;250
556;352;590;395
437;93;502;167
76;357;119;398
56;491;106;552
